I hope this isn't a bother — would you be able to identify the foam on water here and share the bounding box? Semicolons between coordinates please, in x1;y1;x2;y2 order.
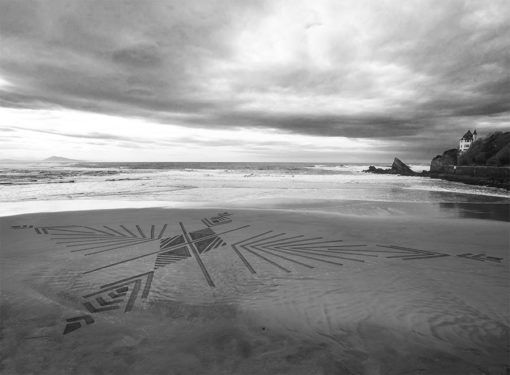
1;162;508;217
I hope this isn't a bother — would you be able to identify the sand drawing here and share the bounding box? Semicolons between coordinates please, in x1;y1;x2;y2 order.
9;212;504;335
82;271;154;313
11;225;47;234
63;315;94;335
457;253;503;263
201;212;233;227
49;212;241;334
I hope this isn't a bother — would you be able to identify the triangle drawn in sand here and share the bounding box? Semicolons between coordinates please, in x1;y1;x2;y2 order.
82;271;154;313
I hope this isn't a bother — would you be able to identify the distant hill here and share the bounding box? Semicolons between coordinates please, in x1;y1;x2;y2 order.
41;156;83;163
42;156;84;163
458;131;510;167
0;156;85;163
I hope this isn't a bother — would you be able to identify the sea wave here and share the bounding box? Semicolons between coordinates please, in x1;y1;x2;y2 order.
1;163;508;214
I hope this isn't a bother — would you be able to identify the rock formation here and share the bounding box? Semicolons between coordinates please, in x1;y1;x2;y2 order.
364;158;418;176
430;148;457;173
391;157;416;176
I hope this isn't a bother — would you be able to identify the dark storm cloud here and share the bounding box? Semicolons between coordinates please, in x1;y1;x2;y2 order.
182;111;421;138
0;0;509;154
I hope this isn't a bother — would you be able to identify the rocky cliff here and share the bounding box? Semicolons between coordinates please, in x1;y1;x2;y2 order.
430;148;457;173
429;132;510;189
363;132;509;189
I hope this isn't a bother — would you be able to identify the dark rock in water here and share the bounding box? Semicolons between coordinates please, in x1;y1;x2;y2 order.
363;165;392;174
364;158;416;176
391;158;415;176
365;166;384;173
430;149;457;173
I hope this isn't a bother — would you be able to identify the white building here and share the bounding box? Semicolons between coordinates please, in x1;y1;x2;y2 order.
459;129;477;152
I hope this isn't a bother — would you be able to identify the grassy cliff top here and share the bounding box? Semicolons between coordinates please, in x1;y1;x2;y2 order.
458;131;510;167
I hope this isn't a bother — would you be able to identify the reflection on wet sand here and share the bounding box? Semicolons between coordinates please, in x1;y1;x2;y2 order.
438;202;510;222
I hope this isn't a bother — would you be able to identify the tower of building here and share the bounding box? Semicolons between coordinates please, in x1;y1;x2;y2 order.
459;129;477;152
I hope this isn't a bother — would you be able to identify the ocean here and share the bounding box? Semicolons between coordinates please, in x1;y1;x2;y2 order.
0;161;508;219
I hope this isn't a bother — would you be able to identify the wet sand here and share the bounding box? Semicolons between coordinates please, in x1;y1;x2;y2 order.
1;207;509;374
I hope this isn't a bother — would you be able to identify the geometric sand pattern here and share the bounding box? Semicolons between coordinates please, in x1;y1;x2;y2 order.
456;253;502;263
63;271;153;334
11;224;47;234
201;212;232;227
374;245;450;260
82;271;153;313
154;246;190;269
44;225;160;256
230;233;457;274
9;211;504;335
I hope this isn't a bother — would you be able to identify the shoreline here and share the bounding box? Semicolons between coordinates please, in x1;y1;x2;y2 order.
429;172;510;190
2;196;510;222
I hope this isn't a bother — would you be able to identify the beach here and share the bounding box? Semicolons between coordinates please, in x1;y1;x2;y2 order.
3;0;510;372
1;191;509;374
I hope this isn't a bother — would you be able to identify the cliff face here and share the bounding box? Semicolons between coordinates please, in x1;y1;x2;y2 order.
430;149;457;173
429;132;510;190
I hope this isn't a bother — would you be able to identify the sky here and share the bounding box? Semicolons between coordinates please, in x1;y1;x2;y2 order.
0;0;509;162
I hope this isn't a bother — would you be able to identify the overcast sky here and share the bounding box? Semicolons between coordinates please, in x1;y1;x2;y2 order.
0;0;509;162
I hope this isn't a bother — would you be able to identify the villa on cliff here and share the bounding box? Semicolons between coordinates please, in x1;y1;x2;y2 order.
459;130;477;153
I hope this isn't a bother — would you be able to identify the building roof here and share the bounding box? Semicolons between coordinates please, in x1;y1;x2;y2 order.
460;130;473;141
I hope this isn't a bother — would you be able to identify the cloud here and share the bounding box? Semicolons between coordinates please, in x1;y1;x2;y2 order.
12;126;131;140
112;43;164;68
0;0;508;160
